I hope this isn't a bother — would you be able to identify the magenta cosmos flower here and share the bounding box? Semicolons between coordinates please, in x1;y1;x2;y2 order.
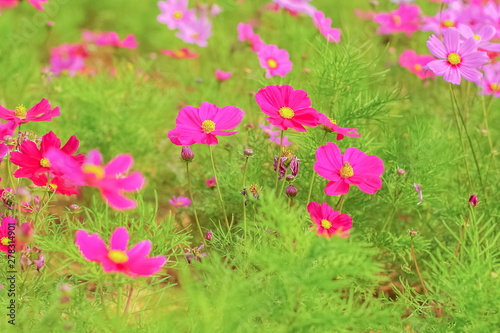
255;85;319;132
313;11;341;43
169;195;191;207
399;49;435;79
10;131;84;179
168;102;244;145
317;113;361;140
373;3;421;37
0;216;16;255
158;0;195;30
75;227;167;278
314;142;384;196
0;99;60;124
45;149;145;210
27;0;47;11
426;27;488;85
257;44;292;78
215;69;232;82
307;202;352;238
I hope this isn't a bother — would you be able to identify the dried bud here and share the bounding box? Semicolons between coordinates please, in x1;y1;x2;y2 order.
289;156;300;177
285;185;298;198
69;204;80;211
205;230;213;241
468;194;478;207
243;148;254;156
181;146;194;162
285;174;295;182
409;230;418;236
397;168;406;175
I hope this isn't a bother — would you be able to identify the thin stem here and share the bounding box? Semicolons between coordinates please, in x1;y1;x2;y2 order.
209;145;229;226
453;216;468;260
307;132;328;203
186;162;203;239
274;130;285;191
279;178;287;197
242;157;249;241
124;285;134;314
410;237;429;295
335;194;347;213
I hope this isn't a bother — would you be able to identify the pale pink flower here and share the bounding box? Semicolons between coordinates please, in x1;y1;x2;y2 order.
313;11;341;43
257;44;292;78
169;195;191;207
158;0;196;30
373;3;421;37
176;16;212;47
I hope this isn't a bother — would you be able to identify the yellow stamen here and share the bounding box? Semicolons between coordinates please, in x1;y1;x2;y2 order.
414;64;422;71
174;50;185;58
173;11;183;19
40;158;51;168
393;15;401;25
267;58;278;69
201;120;216;133
339;161;354;178
442;20;455;28
49;183;58;191
192;33;199;39
281;148;294;159
447;52;461;65
473;34;481;41
278;107;294;119
321;219;332;229
490;83;500;92
1;237;11;246
82;164;105;179
108;250;129;263
328;117;337;125
15;105;27;119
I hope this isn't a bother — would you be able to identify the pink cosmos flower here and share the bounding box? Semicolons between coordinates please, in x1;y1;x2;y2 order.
307;202;352;238
161;48;198;59
75;227;167;278
169;195;191;207
83;31;138;49
0;99;60;124
215;69;232;82
0;0;18;10
479;65;500;97
45;149;145;210
373;3;421;37
206;177;216;188
317;113;361;140
421;6;461;34
176;16;212;47
26;0;47;11
398;49;436;79
49;43;88;77
158;0;195;30
458;25;500;52
257;44;293;78
273;0;316;16
168;102;244;145
31;174;79;196
0;216;16;255
10;131;84;179
314;142;384;196
237;23;265;52
0;120;18;160
255;85;319;132
426;27;488;85
313;11;341;43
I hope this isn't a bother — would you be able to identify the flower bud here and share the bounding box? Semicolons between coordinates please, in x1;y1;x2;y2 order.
243;148;254;156
285;174;295;182
409;230;418;236
397;168;406;175
285;185;298;198
468;194;478;207
289;156;300;177
69;204;80;211
205;230;213;241
181;146;194;162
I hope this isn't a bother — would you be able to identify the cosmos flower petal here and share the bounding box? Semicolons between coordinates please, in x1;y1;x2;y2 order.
75;230;107;262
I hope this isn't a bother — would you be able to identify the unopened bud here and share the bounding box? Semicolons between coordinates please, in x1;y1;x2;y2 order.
69;204;80;211
243;148;254;156
181;146;194;162
468;194;478;207
409;230;418;236
397;168;406;175
285;174;295;182
285;185;298;198
205;230;213;241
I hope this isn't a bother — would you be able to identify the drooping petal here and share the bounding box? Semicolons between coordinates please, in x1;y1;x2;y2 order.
75;230;107;262
128;256;167;276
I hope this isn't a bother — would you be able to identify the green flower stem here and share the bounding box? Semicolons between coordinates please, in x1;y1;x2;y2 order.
209;145;229;226
242;156;249;241
186;162;204;240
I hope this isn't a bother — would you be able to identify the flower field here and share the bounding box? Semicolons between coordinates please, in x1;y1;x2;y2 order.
0;0;499;332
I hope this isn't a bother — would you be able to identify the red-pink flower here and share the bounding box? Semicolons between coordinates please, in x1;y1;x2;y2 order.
31;174;79;196
317;113;361;140
314;142;384;196
373;3;421;37
215;69;232;82
168;102;244;145
10;131;84;179
0;216;16;255
49;43;88;77
0;99;60;124
206;177;216;188
45;149;145;210
0;0;18;10
307;202;352;238
169;195;191;207
399;49;436;79
313;11;341;43
83;31;138;49
257;44;292;78
255;85;319;132
161;48;198;59
75;227;167;278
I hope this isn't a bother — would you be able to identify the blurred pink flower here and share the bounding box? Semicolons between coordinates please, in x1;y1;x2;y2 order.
399;49;435;79
215;69;232;82
373;3;421;37
257;44;292;78
206;177;216;188
237;23;265;52
313;11;341;43
169;195;191;207
161;48;198;59
27;0;47;11
176;16;212;47
307;201;352;238
158;0;195;30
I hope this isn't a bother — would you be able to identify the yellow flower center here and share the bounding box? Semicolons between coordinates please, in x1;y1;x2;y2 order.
82;164;105;179
192;33;199;39
267;58;278;69
40;157;51;168
328;118;337;125
473;34;481;40
1;237;11;246
490;83;500;92
414;64;422;71
278;107;295;119
173;11;183;19
201;120;216;133
447;53;461;65
339;161;354;178
15;105;27;119
393;15;401;25
176;201;183;206
442;20;455;28
174;50;185;58
321;219;332;229
108;250;129;263
49;183;58;191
